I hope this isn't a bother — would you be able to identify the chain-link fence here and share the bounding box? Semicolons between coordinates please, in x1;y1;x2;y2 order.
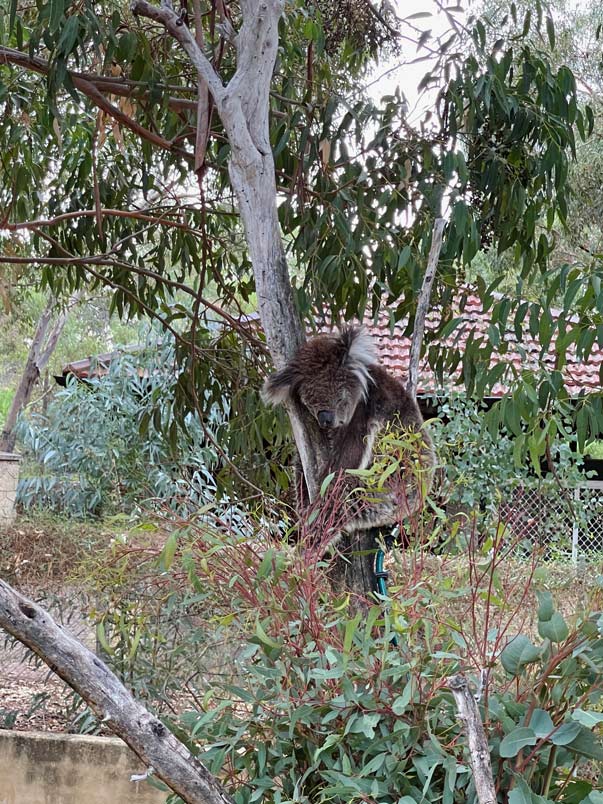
499;481;603;562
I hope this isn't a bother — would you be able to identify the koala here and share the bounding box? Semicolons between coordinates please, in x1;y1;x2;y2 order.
261;327;434;540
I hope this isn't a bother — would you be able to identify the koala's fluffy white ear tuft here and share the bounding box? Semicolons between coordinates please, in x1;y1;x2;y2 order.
340;327;378;394
261;367;296;406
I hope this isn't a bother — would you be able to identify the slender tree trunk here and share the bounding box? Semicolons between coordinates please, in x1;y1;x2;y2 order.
407;217;446;398
0;294;69;453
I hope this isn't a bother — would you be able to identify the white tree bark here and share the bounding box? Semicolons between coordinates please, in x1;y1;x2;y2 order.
131;0;326;499
0;581;234;804
447;674;497;804
407;217;445;399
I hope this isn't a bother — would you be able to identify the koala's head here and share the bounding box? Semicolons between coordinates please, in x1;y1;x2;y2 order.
262;328;378;429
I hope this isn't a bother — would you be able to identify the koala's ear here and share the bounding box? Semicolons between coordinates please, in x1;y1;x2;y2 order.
261;366;297;406
340;327;378;391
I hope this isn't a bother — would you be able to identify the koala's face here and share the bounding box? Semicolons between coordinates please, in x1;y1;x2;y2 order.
262;328;378;430
297;367;364;429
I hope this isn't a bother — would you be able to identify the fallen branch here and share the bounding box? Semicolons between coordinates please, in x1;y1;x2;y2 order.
447;674;497;804
0;581;234;804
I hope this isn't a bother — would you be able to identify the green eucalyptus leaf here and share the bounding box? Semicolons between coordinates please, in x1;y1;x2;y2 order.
538;612;569;643
499;727;538;758
500;636;542;675
550;721;582;746
571;709;603;729
529;709;554;739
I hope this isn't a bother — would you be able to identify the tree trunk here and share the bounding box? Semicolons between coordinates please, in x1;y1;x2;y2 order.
329;529;381;602
0;294;69;453
131;0;333;535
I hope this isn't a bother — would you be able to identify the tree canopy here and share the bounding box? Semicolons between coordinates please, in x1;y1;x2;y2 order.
1;0;601;484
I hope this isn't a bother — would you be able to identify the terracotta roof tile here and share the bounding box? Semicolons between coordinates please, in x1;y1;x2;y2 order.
326;293;603;397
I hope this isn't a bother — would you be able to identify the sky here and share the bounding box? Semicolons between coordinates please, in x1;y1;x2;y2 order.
367;0;466;115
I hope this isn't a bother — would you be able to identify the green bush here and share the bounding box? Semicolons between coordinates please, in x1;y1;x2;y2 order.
172;536;603;804
0;388;13;428
15;336;223;517
81;513;603;804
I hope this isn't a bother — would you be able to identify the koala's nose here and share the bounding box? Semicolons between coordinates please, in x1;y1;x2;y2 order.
318;410;335;428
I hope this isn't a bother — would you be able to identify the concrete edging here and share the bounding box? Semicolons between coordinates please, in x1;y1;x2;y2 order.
0;729;167;804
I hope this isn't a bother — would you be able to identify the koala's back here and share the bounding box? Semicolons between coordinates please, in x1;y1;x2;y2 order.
328;365;427;473
366;365;424;429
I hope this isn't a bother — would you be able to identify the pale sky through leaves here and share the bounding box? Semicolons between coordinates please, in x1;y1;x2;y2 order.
367;0;462;115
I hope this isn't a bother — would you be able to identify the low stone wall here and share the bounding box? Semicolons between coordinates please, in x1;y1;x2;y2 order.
0;730;167;804
0;453;20;527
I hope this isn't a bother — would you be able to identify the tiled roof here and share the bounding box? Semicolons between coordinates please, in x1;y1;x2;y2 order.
348;293;603;398
60;294;603;397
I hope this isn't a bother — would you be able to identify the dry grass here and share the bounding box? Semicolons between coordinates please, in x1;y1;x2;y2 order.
0;514;117;587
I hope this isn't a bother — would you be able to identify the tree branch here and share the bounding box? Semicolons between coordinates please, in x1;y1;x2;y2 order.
5;208;203;233
407;217;445;398
127;0;319;495
131;0;226;106
0;581;234;804
447;674;497;804
0;45;197;112
0;46;192;155
72;72;187;155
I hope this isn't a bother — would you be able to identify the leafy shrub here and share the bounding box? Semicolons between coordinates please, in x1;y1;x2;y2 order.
171;532;603;804
0;387;13;428
78;508;603;804
15;336;223;517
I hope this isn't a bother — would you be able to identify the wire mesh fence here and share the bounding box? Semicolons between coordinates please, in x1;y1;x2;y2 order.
498;480;603;562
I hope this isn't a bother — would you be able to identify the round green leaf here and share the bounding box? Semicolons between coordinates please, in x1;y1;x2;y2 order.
538;612;569;643
571;709;603;729
499;726;538;758
563;726;603;759
536;590;554;622
529;709;554;738
550;721;582;746
500;635;542;675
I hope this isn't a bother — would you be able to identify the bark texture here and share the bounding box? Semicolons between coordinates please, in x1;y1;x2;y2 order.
407;217;446;398
329;529;381;602
447;674;497;804
0;581;234;804
0;294;70;453
130;0;327;507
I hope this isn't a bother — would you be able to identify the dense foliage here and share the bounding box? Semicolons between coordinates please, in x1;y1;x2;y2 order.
74;508;603;804
1;0;602;484
3;1;603;801
16;336;222;516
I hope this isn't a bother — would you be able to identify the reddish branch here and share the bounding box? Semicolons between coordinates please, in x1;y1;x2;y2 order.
0;45;197;111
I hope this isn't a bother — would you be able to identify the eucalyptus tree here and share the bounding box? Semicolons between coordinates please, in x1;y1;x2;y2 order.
0;0;599;799
1;0;599;586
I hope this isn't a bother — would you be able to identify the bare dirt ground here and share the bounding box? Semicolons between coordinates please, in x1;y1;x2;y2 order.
1;516;108;732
